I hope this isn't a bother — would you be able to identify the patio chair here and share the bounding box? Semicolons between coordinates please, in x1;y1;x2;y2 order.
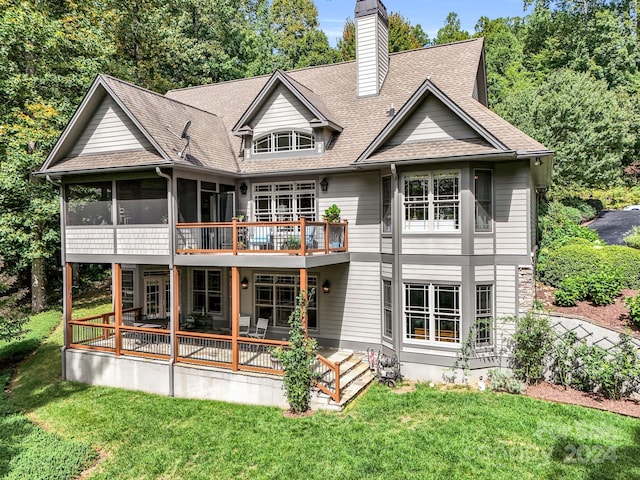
248;317;269;339
239;315;251;336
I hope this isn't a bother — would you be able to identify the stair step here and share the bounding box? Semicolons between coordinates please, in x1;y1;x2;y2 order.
322;350;353;364
339;362;371;390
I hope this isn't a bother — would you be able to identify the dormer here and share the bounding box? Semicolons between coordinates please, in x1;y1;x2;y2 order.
232;71;342;160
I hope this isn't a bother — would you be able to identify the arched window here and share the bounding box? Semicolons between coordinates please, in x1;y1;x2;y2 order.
252;130;315;155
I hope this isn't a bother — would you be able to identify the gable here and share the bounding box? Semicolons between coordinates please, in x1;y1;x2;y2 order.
70;96;153;157
385;95;479;147
251;85;316;136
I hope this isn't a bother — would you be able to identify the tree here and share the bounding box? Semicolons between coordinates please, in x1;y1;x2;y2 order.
433;12;471;45
0;257;28;342
338;12;429;62
496;69;633;188
270;0;339;69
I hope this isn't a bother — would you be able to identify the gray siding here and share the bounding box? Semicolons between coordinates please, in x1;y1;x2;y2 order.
356;15;378;97
474;235;494;255
495;164;529;255
496;265;516;317
117;228;170;255
319;172;380;253
381;262;392;278
475;265;495;283
321;262;381;344
387;96;478;146
66;228;114;255
402;264;462;283
251;85;314;136
402;236;462;255
381;236;392;254
70;97;152;156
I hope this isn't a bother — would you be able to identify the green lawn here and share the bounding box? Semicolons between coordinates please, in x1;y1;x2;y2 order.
4;306;640;479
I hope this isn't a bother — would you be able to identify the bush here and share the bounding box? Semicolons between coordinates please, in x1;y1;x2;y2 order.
624;295;640;328
511;312;553;385
585;272;623;306
488;369;525;394
554;276;588;306
624;226;640;249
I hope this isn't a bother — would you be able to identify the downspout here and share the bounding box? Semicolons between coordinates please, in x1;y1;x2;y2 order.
47;175;68;380
156;167;175;396
390;164;402;356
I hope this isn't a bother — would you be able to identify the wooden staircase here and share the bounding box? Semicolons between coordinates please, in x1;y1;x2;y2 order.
311;349;375;411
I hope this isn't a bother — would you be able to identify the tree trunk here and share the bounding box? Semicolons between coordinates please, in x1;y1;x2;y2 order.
31;256;46;313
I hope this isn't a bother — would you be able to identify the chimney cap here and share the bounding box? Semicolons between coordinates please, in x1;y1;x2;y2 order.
355;0;388;23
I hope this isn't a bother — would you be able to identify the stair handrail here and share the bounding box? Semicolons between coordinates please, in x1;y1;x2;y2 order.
315;354;341;403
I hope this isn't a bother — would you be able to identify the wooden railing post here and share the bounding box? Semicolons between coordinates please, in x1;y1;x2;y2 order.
300;216;307;256
65;263;73;348
114;263;122;356
232;217;238;255
300;268;308;334
231;266;240;371
173;267;180;361
343;219;349;252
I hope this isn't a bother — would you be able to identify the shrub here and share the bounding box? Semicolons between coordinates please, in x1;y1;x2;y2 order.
624;226;640;249
585;272;623;306
551;332;580;389
540;244;605;287
605;246;640;288
554;276;588;306
488;369;525;394
624;295;640;328
511;312;553;385
273;290;320;414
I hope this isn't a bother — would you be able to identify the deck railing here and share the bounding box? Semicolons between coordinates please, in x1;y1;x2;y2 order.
69;310;343;402
176;217;348;255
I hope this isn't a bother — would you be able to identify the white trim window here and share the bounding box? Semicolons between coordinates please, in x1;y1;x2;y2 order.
474;170;493;232
252;130;315;155
383;279;393;339
403;172;460;232
475;284;494;347
382;176;392;233
253;182;316;222
254;274;317;329
192;269;222;315
404;283;460;343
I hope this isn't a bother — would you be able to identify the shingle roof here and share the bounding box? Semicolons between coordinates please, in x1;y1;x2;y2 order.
40;38;550;177
46;150;166;173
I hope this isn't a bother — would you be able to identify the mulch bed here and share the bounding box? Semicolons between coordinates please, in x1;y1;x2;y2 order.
525;285;640;416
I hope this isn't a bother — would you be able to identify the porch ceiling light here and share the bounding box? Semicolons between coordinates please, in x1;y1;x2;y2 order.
320;177;329;192
240;182;248;195
241;277;249;289
322;280;331;294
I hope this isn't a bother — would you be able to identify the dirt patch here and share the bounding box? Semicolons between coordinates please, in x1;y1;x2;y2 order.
525;382;640;418
77;448;109;479
536;285;640;337
283;408;316;419
392;381;416;394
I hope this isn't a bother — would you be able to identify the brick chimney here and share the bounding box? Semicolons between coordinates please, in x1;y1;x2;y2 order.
355;0;389;97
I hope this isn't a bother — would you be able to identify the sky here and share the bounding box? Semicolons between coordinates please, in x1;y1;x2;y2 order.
315;0;532;46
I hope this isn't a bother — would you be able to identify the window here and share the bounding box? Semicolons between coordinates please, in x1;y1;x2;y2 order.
192;270;222;315
253;182;316;221
405;283;460;343
252;130;315;155
383;280;392;338
65;182;112;226
122;270;134;309
254;274;317;329
475;285;493;347
117;178;167;225
475;170;492;232
382;176;392;233
403;172;460;232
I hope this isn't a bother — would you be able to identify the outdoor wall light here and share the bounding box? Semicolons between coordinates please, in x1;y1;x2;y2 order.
239;182;248;195
240;277;249;289
322;280;331;294
320;177;329;192
534;157;543;166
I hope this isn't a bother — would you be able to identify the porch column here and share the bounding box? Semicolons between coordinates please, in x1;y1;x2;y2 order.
114;263;122;356
231;266;240;371
299;268;308;334
63;263;73;350
173;267;180;361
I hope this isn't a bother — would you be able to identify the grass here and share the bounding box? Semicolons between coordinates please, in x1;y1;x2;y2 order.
4;303;640;479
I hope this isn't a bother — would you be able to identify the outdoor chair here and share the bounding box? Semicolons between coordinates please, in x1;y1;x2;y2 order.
248;317;269;339
239;315;251;336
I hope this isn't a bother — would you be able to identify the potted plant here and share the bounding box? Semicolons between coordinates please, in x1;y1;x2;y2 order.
283;236;301;250
322;204;341;223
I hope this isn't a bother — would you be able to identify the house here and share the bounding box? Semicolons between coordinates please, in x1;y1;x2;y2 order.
36;0;552;408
